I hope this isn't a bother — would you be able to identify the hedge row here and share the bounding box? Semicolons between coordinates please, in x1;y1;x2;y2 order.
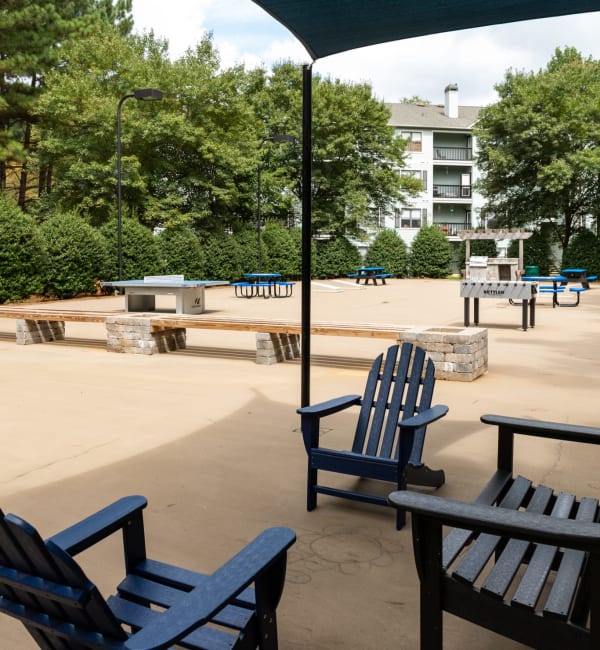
0;198;457;303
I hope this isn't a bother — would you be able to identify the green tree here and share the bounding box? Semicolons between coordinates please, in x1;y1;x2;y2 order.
0;196;47;301
365;229;408;276
409;226;452;278
0;0;133;208
35;28;257;229
476;47;600;255
40;211;111;298
247;62;420;237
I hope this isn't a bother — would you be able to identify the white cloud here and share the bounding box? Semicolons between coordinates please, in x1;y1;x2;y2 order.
130;2;600;106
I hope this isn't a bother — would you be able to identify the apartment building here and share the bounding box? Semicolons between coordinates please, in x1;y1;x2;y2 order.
384;84;484;248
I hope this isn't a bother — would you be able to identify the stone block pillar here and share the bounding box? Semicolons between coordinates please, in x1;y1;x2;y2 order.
16;319;65;345
106;316;186;354
256;332;301;365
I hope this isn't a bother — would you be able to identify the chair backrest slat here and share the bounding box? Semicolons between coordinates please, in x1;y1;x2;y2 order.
352;350;387;453
351;343;436;461
364;346;402;456
379;343;414;458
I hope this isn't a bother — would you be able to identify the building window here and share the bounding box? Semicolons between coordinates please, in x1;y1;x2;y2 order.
398;130;422;152
398;208;422;228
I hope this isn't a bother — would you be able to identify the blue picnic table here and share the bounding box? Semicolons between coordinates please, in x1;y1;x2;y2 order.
521;274;587;307
232;273;295;298
347;266;392;285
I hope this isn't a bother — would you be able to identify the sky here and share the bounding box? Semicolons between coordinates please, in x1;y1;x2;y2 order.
130;1;600;107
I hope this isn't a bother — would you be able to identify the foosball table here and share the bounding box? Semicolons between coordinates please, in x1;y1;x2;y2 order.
460;281;537;330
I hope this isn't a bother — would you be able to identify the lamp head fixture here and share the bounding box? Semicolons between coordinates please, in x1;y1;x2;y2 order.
133;88;163;101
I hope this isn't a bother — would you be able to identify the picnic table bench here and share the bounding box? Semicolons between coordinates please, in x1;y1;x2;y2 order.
390;413;600;649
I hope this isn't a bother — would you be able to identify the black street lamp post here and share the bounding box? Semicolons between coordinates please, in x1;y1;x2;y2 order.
116;88;163;281
256;134;295;273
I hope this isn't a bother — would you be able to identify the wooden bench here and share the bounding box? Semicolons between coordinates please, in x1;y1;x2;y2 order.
389;414;600;649
0;307;488;379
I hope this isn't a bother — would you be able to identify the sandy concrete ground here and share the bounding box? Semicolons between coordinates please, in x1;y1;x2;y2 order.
0;278;599;648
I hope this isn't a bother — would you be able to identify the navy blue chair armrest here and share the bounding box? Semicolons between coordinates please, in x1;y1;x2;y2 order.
297;394;361;418
399;404;449;431
48;495;148;556
125;526;296;650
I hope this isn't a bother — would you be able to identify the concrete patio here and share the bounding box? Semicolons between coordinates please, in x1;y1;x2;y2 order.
0;277;598;648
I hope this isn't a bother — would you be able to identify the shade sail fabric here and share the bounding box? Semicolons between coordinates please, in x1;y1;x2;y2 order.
251;0;600;60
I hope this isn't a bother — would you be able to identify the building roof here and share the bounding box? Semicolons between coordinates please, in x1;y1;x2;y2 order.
386;102;482;130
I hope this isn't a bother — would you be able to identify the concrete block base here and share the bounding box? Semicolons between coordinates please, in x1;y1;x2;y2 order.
397;326;487;381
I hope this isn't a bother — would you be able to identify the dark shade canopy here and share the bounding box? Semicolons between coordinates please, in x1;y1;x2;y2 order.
252;0;600;60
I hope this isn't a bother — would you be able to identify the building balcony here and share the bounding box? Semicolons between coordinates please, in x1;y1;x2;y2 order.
436;222;469;237
433;146;472;161
433;184;471;199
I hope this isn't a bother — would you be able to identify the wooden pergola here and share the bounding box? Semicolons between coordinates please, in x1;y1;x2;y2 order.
458;229;533;274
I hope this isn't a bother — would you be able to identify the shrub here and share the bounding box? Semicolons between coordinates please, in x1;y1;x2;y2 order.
0;197;47;302
100;218;162;280
202;231;244;281
315;236;361;278
289;227;316;278
563;229;600;277
458;238;498;270
260;221;297;276
409;225;453;278
365;229;408;276
157;227;206;278
233;228;261;275
508;230;553;275
40;212;111;298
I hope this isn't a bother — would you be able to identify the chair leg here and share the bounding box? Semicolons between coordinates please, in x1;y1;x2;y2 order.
307;466;317;511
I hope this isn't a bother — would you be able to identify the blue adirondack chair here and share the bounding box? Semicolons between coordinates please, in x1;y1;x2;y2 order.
0;495;296;649
297;342;448;529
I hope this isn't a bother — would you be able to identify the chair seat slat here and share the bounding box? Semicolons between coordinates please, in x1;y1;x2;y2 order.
481;484;554;598
108;596;242;650
511;493;576;609
543;497;599;619
453;476;532;585
117;574;253;630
